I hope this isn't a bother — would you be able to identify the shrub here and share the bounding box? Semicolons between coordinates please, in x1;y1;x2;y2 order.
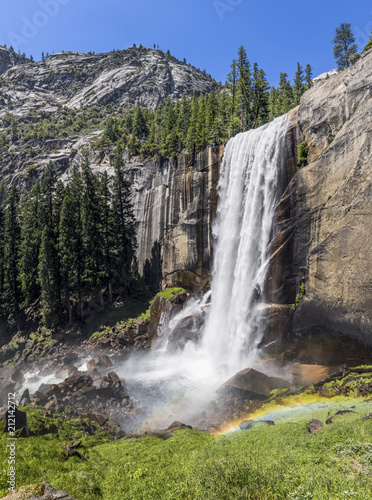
297;141;309;166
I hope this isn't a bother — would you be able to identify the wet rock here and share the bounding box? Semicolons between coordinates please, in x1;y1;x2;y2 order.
166;421;192;432
307;419;323;434
335;410;356;416
168;315;203;350
218;368;292;400
87;353;113;371
19;389;31;406
239;420;254;430
80;412;108;426
152;431;175;440
31;391;48;405
63;351;79;365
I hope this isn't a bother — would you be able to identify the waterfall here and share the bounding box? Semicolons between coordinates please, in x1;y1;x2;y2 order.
102;115;289;430
202;115;289;374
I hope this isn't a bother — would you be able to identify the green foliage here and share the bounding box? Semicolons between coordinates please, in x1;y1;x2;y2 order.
156;287;187;301
297;141;310;166
295;276;306;305
0;154;137;329
333;23;358;70
364;32;372;53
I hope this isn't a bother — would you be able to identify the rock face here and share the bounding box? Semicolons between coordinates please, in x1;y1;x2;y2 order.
0;46;216;118
268;48;372;361
0;46;23;76
129;146;223;290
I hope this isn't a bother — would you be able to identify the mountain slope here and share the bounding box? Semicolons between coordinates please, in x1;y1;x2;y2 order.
0;46;217;119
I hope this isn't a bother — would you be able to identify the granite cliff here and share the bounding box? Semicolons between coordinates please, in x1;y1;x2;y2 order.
267;48;372;363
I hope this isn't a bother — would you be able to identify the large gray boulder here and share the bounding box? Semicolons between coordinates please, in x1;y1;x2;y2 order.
218;368;291;400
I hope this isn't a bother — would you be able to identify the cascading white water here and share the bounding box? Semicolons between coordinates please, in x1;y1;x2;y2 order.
202;115;288;374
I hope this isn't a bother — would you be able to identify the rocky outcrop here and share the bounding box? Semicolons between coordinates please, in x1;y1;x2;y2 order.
0;47;216;119
267;48;372;362
129;146;223;290
0;46;23;76
2;481;77;500
218;368;292;400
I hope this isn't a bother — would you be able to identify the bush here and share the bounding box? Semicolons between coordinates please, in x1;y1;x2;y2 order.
297;141;309;166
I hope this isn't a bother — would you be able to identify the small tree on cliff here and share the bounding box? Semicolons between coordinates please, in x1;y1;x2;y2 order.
333;23;358;70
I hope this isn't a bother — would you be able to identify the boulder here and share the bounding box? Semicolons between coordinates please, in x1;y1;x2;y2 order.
1;481;77;499
87;353;113;371
218;368;292;400
307;419;323;434
239;420;254;430
167;315;203;350
31;391;48;405
166;421;192;431
19;389;31;406
80;412;108;426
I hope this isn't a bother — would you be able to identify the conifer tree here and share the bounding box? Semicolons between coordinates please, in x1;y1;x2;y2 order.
293;62;305;105
38;162;61;327
304;64;314;89
2;185;21;323
277;73;294;115
226;59;238;120
81;155;103;296
19;181;42;306
237;45;252;130
186;93;199;153
110;146;137;293
252;63;270;127
333;23;358;70
99;171;113;302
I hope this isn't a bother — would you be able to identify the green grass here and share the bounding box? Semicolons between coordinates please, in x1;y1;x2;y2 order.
2;403;372;499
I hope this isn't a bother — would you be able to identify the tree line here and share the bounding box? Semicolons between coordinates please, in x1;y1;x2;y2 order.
0;149;136;331
95;45;313;160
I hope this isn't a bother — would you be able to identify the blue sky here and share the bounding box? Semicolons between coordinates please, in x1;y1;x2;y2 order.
1;0;371;86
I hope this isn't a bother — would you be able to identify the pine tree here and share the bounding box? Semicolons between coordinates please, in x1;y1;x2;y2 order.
98;171;113;302
333;23;358;70
268;87;280;121
178;94;190;147
110;146;137;294
81;155;104;296
186;93;199;153
364;32;372;52
132;108;148;139
277;73;294;115
38;224;60;328
237;46;252;130
304;64;314;89
38;162;61;327
252;63;270;127
195;94;207;151
2;185;21;323
19;181;42;307
59;168;84;323
293;62;305;105
226;59;238;121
